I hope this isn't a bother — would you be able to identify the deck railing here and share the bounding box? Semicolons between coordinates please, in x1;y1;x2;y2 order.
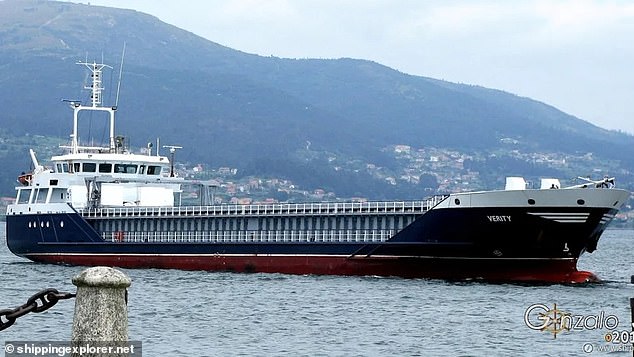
104;229;397;244
80;195;449;219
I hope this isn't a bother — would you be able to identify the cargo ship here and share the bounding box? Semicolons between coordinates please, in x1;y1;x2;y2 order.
5;61;630;283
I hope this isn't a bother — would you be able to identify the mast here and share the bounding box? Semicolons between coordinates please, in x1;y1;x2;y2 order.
162;145;182;177
70;61;116;154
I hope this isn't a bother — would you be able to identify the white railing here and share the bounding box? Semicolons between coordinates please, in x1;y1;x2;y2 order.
105;229;397;244
81;195;449;219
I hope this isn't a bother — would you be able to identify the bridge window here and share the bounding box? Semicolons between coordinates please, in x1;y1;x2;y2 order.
56;163;69;173
73;163;80;173
147;165;161;175
114;163;138;174
83;163;96;172
17;188;31;204
35;188;48;203
99;163;112;173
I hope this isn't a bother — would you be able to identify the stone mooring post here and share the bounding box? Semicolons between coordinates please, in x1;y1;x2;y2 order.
71;267;131;355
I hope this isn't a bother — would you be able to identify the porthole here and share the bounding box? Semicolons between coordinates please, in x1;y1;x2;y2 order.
454;198;461;205
46;221;50;228
40;221;44;228
528;199;536;205
60;221;64;228
577;199;585;205
28;222;31;228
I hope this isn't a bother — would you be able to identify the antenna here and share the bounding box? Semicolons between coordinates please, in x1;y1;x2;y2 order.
77;61;112;107
115;42;126;107
70;61;116;153
163;145;182;177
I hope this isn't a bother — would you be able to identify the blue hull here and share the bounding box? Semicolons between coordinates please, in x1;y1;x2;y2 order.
5;204;618;282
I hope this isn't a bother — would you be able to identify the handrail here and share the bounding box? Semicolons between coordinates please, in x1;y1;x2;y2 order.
79;195;450;219
102;229;397;244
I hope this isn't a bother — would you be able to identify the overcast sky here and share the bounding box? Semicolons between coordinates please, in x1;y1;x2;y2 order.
86;0;634;134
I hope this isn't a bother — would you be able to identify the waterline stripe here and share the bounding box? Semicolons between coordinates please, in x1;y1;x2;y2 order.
26;252;577;261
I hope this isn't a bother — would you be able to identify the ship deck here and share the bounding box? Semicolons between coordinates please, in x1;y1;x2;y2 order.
77;196;449;244
79;195;449;219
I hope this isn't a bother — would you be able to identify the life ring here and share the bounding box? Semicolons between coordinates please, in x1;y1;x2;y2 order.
18;173;32;186
114;231;125;242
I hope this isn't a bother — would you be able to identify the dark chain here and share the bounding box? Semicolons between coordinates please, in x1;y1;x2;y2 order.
0;288;76;331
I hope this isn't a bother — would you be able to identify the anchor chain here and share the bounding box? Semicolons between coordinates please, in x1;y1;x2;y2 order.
0;288;76;331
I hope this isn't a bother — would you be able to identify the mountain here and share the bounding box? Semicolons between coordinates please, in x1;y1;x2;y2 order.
0;0;633;199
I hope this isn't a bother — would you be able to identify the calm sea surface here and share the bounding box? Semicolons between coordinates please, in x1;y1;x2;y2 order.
1;222;633;356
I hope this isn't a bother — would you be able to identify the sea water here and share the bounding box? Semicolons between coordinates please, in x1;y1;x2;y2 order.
1;222;633;356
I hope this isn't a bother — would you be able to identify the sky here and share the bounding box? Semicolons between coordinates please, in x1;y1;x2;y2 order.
86;0;634;134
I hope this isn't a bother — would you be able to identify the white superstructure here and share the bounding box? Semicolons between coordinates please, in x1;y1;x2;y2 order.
8;61;183;215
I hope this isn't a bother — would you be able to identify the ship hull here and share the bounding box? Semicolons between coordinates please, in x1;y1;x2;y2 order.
6;195;623;283
24;252;593;283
